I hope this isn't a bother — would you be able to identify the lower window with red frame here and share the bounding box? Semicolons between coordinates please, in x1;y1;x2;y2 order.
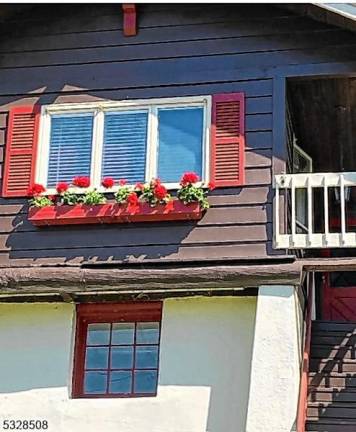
72;302;162;398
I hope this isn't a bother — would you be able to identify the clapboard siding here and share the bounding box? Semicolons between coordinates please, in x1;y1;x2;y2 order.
0;4;354;266
2;45;356;95
2;30;354;69
1;20;337;60
0;242;274;267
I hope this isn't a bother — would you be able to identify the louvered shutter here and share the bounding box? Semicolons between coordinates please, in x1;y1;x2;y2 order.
2;105;40;197
210;93;245;187
102;112;148;183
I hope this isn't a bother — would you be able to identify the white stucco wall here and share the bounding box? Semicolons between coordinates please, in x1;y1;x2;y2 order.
0;297;256;432
246;285;303;432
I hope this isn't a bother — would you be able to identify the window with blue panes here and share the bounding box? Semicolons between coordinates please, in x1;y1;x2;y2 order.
73;303;162;398
47;114;94;187
38;97;209;190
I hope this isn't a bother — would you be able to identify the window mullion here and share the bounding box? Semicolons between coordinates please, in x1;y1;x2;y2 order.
91;109;105;188
146;106;158;182
203;97;211;184
36;110;51;188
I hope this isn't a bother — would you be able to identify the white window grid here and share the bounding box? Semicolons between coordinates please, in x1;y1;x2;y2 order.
36;96;212;194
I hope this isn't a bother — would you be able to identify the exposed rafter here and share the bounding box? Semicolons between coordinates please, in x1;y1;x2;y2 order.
122;3;137;37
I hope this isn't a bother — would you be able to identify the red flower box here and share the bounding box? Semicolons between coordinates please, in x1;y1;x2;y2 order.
28;201;202;226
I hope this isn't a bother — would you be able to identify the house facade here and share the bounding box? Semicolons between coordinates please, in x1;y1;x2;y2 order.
0;3;356;432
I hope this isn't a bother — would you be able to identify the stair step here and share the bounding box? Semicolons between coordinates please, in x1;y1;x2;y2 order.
309;372;356;388
306;322;356;429
312;322;356;332
306;419;356;431
311;345;356;359
309;359;356;373
312;334;356;345
309;389;356;402
308;402;356;419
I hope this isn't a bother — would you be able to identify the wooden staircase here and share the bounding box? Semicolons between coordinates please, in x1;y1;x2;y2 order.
306;321;356;431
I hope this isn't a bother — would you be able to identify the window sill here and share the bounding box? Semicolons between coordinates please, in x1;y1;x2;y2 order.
28;201;202;226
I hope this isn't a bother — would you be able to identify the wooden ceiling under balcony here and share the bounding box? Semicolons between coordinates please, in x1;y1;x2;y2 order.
288;77;356;172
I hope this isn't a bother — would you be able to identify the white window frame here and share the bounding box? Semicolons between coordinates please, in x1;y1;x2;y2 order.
36;95;212;194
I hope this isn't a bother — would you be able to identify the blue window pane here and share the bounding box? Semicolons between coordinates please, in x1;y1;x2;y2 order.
47;114;93;187
109;371;132;394
102;112;148;183
136;322;160;344
157;108;204;183
111;347;134;369
87;323;110;346
111;323;135;345
135;346;158;369
84;371;107;394
134;370;157;394
85;347;109;369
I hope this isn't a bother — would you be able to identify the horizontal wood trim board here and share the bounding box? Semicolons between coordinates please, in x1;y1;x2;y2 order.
0;4;294;29
1;31;353;68
2;25;341;57
0;78;273;100
0;223;272;251
301;258;356;272
13;94;269;114
0;288;260;303
0;262;302;293
0;36;352;94
0;27;345;60
1;45;356;93
0;242;275;266
2;10;331;40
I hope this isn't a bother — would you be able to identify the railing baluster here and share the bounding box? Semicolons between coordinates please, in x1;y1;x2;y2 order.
274;172;355;249
307;176;312;245
340;174;346;244
275;181;280;245
323;176;329;245
291;176;296;245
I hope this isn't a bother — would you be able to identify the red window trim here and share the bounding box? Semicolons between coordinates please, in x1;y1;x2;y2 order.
72;302;163;398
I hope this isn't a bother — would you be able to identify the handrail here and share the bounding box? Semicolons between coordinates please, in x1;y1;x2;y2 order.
274;172;356;249
296;273;314;432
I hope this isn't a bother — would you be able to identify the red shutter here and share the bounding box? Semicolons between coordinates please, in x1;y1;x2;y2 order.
2;105;40;197
210;93;245;187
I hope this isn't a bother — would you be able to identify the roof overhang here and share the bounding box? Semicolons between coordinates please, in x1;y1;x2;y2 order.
280;3;356;33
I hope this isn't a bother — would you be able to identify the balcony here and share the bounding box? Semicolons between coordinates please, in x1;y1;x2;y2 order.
274;172;356;249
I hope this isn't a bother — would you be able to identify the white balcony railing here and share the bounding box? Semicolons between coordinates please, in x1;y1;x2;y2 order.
274;172;356;249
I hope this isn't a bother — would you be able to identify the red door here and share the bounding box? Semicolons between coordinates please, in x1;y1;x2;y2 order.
323;271;356;321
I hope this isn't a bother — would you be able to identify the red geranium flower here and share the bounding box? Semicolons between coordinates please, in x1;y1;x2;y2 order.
56;182;69;194
101;177;115;189
119;179;127;186
208;181;216;191
48;195;57;202
150;178;161;188
135;182;145;191
154;184;168;200
180;172;200;186
28;183;46;197
73;176;90;188
127;192;139;205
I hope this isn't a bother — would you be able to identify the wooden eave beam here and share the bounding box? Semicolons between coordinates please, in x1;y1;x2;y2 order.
122;4;137;37
0;262;302;300
301;257;356;272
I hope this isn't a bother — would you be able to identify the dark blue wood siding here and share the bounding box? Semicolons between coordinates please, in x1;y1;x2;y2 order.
0;4;354;266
